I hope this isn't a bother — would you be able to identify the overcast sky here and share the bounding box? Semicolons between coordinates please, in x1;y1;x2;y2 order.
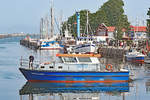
0;0;150;33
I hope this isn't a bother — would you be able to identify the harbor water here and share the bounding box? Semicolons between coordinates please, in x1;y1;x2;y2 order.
0;37;150;100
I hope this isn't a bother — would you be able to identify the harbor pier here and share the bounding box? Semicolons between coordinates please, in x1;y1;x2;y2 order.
98;46;128;59
20;39;40;50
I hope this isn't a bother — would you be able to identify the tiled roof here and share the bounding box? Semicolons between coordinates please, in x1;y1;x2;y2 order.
107;26;147;32
107;27;126;32
130;26;146;32
107;27;115;32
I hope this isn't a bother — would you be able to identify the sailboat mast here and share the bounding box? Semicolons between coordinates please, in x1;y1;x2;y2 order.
86;11;89;36
46;15;49;39
50;0;54;38
40;18;44;39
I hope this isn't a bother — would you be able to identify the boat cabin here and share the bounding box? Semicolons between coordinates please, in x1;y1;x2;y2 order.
60;56;100;64
37;54;101;71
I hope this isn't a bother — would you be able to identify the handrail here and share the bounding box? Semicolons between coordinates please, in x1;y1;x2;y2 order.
20;58;40;69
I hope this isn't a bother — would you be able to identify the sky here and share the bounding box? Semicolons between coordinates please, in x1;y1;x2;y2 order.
0;0;150;34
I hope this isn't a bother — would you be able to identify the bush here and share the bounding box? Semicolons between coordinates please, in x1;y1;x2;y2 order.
126;40;133;46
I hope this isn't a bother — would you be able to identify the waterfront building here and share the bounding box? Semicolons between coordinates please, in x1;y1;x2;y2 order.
95;24;147;41
130;25;147;40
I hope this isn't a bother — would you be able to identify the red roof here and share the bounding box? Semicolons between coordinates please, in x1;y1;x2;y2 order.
107;27;126;32
107;27;115;32
130;26;146;32
107;26;146;32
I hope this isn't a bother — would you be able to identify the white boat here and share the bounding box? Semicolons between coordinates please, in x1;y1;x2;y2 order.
144;58;150;64
68;11;97;53
73;43;97;53
39;2;63;50
125;49;145;63
40;38;63;50
61;26;76;46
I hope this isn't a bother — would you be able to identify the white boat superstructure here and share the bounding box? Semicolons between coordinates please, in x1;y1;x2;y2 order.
20;54;101;71
61;27;76;46
73;43;97;53
40;38;63;50
70;37;97;53
125;50;145;58
35;54;101;71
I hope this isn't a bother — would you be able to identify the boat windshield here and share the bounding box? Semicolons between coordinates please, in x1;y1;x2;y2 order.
77;57;92;63
63;57;77;63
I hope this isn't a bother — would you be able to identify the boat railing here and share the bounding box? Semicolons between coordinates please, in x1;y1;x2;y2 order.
20;58;40;69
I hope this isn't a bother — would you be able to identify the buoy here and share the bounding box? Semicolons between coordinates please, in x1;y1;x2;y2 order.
106;64;113;71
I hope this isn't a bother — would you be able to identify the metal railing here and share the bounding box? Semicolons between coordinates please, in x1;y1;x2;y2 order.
20;57;40;69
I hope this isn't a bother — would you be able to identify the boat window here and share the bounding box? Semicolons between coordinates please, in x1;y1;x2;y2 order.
78;57;92;62
49;66;54;68
59;57;63;63
41;66;45;68
63;57;77;63
58;66;63;69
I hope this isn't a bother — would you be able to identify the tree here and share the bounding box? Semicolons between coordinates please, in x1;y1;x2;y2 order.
62;0;130;39
147;8;150;38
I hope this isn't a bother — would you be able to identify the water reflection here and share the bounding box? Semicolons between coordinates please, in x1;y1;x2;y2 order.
19;82;129;100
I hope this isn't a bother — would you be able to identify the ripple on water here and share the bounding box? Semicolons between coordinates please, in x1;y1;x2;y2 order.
0;71;22;80
0;46;6;49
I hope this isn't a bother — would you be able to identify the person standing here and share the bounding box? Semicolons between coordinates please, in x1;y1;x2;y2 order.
29;55;34;69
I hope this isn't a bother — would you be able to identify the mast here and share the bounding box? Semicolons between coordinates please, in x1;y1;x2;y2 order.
43;17;47;39
50;0;54;38
40;18;44;39
86;11;89;35
45;15;49;39
59;10;63;36
76;12;80;38
84;10;93;37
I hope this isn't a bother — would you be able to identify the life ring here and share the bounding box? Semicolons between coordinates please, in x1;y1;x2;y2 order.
106;64;113;71
44;62;51;65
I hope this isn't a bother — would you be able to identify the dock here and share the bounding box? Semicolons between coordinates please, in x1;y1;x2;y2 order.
98;46;128;59
20;39;40;50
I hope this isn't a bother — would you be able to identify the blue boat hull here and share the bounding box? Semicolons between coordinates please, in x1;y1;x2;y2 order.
19;68;129;83
126;56;144;61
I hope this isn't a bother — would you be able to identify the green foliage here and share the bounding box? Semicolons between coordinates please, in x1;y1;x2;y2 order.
146;19;150;37
62;0;130;39
147;8;150;37
126;40;133;46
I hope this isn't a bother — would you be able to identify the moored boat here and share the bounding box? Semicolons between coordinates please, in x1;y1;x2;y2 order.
40;39;63;50
19;53;130;83
73;43;97;53
125;49;145;63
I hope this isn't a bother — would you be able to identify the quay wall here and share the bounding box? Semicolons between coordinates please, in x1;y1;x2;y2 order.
20;39;39;50
98;46;128;59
